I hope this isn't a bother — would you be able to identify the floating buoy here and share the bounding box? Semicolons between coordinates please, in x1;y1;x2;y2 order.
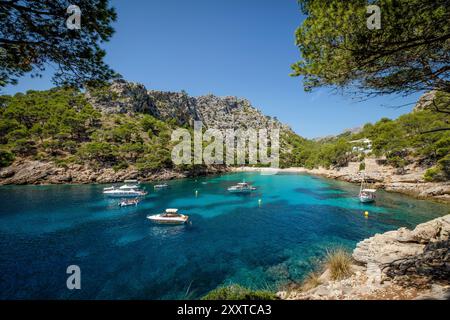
258;199;262;207
195;190;198;197
364;211;369;217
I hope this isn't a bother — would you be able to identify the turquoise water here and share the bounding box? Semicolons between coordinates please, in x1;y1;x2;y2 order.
0;172;448;299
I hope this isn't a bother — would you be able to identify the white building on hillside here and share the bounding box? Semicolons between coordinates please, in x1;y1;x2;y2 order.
350;138;372;154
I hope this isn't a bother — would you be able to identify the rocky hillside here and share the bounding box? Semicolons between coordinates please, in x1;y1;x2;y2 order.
0;80;294;185
279;215;450;300
87;79;288;130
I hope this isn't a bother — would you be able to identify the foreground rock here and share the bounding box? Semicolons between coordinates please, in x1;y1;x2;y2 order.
0;160;228;185
279;215;450;300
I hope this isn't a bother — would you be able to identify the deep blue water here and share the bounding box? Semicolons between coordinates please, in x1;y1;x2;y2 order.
0;172;449;299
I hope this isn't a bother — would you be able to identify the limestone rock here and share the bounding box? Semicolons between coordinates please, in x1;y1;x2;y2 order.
282;215;450;300
413;90;437;112
88;79;288;131
86;79;156;115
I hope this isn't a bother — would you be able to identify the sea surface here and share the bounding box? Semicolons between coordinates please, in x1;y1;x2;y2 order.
0;172;448;299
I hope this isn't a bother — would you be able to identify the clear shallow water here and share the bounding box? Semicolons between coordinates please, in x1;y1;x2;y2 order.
0;172;448;299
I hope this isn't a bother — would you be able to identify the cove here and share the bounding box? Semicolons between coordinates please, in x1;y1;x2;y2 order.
0;172;448;299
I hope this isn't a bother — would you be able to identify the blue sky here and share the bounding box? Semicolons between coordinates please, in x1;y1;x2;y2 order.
2;0;421;138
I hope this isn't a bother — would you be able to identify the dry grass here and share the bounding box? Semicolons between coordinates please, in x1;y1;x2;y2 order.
325;248;353;280
301;271;322;291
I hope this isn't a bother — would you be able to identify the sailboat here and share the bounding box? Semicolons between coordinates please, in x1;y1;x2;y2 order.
359;173;376;203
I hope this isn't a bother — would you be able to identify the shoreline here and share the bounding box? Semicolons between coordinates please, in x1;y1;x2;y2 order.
1;159;449;203
0;159;230;186
232;165;450;203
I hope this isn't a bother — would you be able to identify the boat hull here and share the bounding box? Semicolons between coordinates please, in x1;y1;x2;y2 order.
147;214;189;225
104;193;146;198
359;196;375;203
227;187;256;193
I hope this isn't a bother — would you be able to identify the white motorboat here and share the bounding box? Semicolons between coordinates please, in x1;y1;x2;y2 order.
147;209;189;225
227;182;256;193
103;184;147;197
154;183;169;189
359;174;376;203
118;198;140;207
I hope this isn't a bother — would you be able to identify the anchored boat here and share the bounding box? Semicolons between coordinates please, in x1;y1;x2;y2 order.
359;174;376;203
103;183;147;197
118;198;140;207
147;209;189;225
227;182;256;193
154;183;169;189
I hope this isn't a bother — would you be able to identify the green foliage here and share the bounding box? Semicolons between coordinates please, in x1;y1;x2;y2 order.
293;0;450;95
283;109;449;175
283;132;352;169
426;154;450;182
359;162;365;171
0;149;14;167
0;0;117;88
77;142;117;164
0;88;180;173
424;167;442;182
201;285;277;300
1;88;448;180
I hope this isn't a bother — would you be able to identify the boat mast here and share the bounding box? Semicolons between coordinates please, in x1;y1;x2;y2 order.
360;173;365;194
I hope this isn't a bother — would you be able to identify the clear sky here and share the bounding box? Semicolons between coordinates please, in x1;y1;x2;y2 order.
2;0;421;138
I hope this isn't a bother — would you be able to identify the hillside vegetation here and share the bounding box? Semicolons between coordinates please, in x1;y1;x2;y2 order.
0;88;179;173
0;87;448;182
282;102;450;182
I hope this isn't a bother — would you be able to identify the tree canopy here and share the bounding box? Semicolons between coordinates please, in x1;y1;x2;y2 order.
0;0;117;89
292;0;450;97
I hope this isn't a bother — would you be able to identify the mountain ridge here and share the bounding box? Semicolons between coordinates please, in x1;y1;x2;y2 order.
87;79;290;131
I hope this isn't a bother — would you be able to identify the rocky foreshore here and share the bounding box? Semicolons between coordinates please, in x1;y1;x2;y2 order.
234;158;450;203
0;159;228;185
278;215;450;300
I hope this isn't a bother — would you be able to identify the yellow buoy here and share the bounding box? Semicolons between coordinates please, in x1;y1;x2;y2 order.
364;211;369;217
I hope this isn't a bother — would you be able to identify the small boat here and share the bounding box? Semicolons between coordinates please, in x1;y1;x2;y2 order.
103;184;147;197
359;189;376;203
227;182;256;193
154;183;169;189
359;174;376;203
119;198;140;207
147;209;189;225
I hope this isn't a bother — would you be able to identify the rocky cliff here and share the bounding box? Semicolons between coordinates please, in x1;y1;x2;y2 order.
279;215;450;300
88;79;288;130
0;159;228;185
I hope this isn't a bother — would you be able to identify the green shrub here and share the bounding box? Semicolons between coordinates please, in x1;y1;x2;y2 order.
0;149;15;167
425;155;450;182
359;162;365;171
11;139;37;156
113;161;129;172
424;167;441;182
437;154;450;178
202;285;277;300
77;142;117;164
